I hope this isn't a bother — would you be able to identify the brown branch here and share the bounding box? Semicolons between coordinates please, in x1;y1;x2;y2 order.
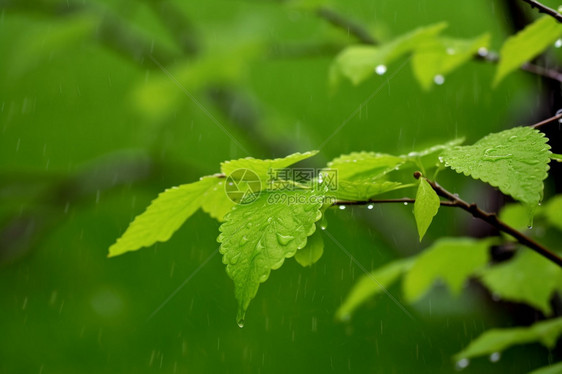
316;6;377;45
520;0;562;23
332;198;456;206
411;173;562;268
530;111;562;128
475;52;562;84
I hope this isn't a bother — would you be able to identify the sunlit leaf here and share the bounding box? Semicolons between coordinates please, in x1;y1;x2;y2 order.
221;151;319;179
201;177;236;221
108;177;218;257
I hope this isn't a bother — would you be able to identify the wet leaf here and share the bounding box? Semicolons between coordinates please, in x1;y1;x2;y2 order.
294;228;324;267
413;178;440;241
441;127;551;207
108;177;218;257
218;189;323;324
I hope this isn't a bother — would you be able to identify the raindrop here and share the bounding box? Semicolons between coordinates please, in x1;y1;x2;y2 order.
367;204;374;210
237;319;245;328
555;39;562;48
276;233;295;246
527;225;533;230
434;75;445;85
375;64;387;75
339;205;346;210
403;202;408;206
455;358;470;370
489;352;501;362
477;47;488;57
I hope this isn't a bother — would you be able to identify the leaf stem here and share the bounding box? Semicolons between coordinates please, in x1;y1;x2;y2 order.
332;198;456;207
520;0;562;23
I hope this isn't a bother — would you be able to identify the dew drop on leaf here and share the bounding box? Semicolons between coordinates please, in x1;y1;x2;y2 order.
434;75;445;85
367;204;374;210
276;233;295;246
339;205;346;210
455;358;470;370
375;64;387;75
237;319;245;328
489;352;501;363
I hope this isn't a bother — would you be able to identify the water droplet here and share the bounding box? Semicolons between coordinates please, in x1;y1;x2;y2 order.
240;236;249;245
527;225;533;229
367;204;374;210
237;319;245;328
339;205;346;210
434;75;445;85
403;202;408;206
438;156;444;163
489;352;501;362
320;215;328;230
477;47;488;57
276;233;295;246
455;358;470;370
555;39;562;48
321;225;326;231
484;147;512;161
375;64;387;75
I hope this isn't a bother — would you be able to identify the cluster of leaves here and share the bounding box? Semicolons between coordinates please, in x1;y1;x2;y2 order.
330;16;562;89
109;126;557;329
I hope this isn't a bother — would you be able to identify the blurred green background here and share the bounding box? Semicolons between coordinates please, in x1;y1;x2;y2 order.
1;0;561;372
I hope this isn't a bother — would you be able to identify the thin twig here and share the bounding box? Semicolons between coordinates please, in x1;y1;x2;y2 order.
530;111;562;128
520;0;562;23
332;198;456;206
412;173;562;268
475;51;562;83
316;6;377;45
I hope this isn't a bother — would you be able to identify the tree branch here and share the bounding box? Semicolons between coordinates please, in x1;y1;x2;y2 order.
332;198;456;206
520;0;562;23
530;110;562;128
316;6;377;45
415;173;562;267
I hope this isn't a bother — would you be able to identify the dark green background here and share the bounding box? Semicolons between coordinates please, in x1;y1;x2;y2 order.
1;0;560;372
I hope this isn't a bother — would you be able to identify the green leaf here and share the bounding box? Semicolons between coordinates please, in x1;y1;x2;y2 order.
108;177;218;257
336;258;414;321
327;152;404;181
200;178;236;221
412;34;490;90
494;16;562;86
545;195;562;232
441;127;551;206
402;138;465;160
478;249;562;314
218;189;323;324
221;151;319;178
454;317;562;361
529;361;562;374
331;180;409;201
403;237;492;303
330;22;447;86
413;178;440;241
294;228;324;267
